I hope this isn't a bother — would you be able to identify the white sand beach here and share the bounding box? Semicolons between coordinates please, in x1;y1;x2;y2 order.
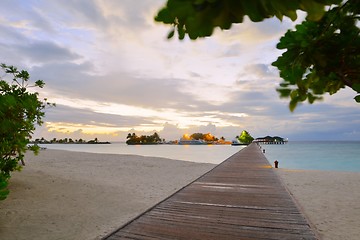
1;149;359;240
276;169;360;240
0;150;215;240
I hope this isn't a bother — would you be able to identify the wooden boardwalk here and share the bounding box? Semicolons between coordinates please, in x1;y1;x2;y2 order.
104;143;317;240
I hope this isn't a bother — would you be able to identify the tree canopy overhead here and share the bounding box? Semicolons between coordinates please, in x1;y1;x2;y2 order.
155;0;359;110
155;0;342;39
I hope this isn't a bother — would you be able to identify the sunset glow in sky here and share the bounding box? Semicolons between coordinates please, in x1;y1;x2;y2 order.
1;0;359;141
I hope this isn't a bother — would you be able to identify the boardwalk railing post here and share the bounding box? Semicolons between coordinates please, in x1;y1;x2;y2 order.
274;160;279;168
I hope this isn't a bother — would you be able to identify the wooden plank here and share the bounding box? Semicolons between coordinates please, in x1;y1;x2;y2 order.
104;143;317;240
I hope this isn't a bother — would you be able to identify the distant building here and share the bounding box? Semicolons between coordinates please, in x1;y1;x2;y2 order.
253;136;288;144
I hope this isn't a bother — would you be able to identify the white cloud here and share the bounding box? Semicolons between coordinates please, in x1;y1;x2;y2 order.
2;0;359;141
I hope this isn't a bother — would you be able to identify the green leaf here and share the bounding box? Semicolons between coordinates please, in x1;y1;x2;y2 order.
241;1;266;22
352;84;360;93
167;29;175;39
0;177;9;200
35;80;45;88
18;70;30;81
0;189;9;200
155;8;174;24
290;89;298;99
193;0;203;3
277;88;291;98
355;95;360;103
301;1;326;21
178;27;185;40
289;98;298;112
285;10;298;21
279;82;290;87
0;179;8;189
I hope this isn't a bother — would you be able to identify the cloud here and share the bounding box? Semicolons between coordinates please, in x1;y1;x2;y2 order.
216;17;293;45
44;105;153;127
220;43;243;57
2;1;359;142
0;0;54;33
188;71;203;78
244;64;278;78
34;65;209;111
0;25;26;44
17;41;82;63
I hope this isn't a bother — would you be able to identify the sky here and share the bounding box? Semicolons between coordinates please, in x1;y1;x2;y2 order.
1;0;359;142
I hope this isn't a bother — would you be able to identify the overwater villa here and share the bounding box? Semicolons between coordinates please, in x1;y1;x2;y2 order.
253;136;288;144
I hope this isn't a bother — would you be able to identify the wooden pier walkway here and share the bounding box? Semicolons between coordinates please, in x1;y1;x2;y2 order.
104;143;317;239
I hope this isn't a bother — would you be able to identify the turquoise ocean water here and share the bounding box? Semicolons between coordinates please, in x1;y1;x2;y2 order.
40;141;360;172
262;141;360;172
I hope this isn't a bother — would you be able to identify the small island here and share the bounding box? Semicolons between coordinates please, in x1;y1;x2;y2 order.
126;132;230;145
124;131;288;145
178;133;229;145
231;130;254;146
126;132;163;145
31;137;111;144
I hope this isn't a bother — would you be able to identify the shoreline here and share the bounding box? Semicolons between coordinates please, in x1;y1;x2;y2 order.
0;149;359;240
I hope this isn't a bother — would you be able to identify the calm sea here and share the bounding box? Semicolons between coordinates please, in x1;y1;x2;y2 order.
39;143;242;165
262;141;360;172
39;141;360;172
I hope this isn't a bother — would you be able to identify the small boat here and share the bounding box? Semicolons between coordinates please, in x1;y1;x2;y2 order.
231;139;247;146
178;139;206;145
